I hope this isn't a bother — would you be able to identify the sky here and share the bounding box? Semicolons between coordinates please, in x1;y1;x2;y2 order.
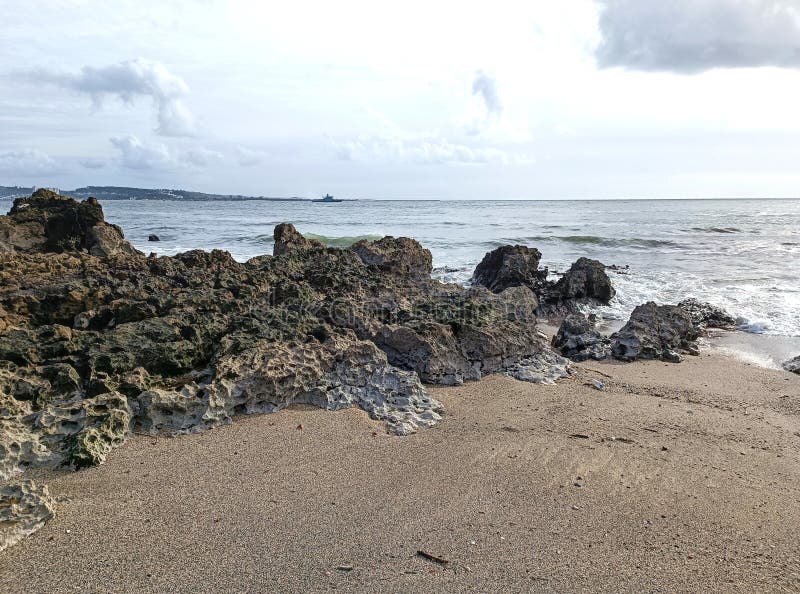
2;0;800;199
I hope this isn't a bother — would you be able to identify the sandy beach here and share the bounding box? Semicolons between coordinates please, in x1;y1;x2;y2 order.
2;349;798;593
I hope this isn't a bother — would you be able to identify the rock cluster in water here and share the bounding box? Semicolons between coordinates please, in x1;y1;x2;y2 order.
469;240;739;364
472;247;616;317
784;356;800;375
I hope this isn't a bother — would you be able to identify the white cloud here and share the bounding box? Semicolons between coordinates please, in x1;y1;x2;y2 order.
0;149;60;175
183;146;224;167
235;146;269;167
334;134;515;165
30;58;197;136
596;0;800;73
110;135;176;170
79;157;107;169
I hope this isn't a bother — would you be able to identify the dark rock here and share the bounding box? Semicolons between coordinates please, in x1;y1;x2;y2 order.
273;223;323;256
783;355;800;374
351;236;433;279
677;298;737;330
552;313;611;361
148;234;160;242
550;257;615;304
472;245;547;293
611;302;700;362
0;189;139;258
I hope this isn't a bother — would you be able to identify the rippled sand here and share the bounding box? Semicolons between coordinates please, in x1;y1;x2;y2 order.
2;352;798;593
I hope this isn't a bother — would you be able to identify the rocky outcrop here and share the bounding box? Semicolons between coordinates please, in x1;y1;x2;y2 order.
0;190;569;497
133;334;442;437
611;302;700;362
471;245;547;293
678;298;738;330
471;246;615;316
352;236;433;279
273;222;323;256
552;313;611;362
0;189;140;258
783;355;800;374
546;257;615;306
0;480;55;552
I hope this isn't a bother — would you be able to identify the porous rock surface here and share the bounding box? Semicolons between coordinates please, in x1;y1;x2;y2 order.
552;313;611;362
677;298;738;330
472;245;547;294
783;355;800;375
472;248;614;315
548;257;616;305
611;302;700;362
0;192;568;492
0;480;55;552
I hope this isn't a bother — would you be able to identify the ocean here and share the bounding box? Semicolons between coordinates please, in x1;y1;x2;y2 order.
4;196;799;363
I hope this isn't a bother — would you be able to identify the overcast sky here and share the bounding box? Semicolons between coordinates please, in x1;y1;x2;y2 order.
2;0;800;199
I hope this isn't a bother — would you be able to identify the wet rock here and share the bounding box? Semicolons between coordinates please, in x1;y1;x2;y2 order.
552;313;611;361
783;355;800;374
148;234;160;242
0;190;140;258
677;298;737;330
351;236;433;279
0;480;55;552
472;245;547;293
273;223;323;256
611;302;700;362
549;257;615;305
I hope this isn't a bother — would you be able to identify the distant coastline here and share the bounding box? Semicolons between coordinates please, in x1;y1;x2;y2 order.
0;185;310;202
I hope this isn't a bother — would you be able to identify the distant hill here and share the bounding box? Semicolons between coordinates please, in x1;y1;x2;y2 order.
0;185;309;202
0;186;35;199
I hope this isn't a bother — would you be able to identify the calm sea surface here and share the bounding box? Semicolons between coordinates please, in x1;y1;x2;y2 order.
5;197;798;347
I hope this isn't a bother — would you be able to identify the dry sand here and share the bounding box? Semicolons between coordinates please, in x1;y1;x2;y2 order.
1;351;799;593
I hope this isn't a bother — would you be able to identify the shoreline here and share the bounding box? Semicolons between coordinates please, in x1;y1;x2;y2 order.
2;348;799;593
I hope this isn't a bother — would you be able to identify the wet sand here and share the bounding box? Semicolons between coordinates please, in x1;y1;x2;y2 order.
1;352;799;593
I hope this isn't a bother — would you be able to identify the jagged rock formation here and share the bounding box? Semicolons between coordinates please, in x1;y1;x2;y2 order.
273;222;323;256
783;355;800;375
471;247;614;316
611;302;700;362
0;191;568;492
0;189;140;258
548;257;616;305
552;313;611;362
0;480;55;552
472;245;547;294
677;298;738;330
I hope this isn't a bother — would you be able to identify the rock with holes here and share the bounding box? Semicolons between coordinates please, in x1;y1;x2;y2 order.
783;355;800;374
472;244;548;294
352;236;433;280
611;302;700;362
552;313;611;362
677;298;738;330
0;480;55;552
36;391;132;469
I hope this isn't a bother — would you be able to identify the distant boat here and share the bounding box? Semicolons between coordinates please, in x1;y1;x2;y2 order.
312;194;342;203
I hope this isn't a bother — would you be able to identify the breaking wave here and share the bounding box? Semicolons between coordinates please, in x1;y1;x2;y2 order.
303;233;383;247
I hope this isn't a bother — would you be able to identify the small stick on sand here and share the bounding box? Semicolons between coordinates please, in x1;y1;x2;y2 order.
417;550;449;565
